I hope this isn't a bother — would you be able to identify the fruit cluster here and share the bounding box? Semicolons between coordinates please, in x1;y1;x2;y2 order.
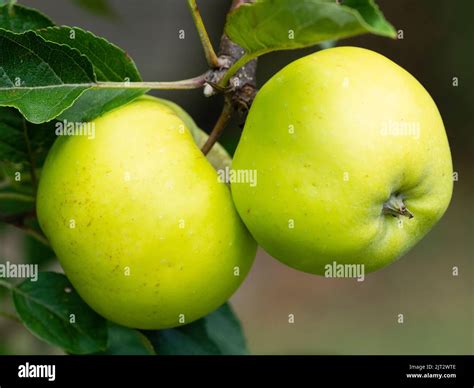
37;47;452;329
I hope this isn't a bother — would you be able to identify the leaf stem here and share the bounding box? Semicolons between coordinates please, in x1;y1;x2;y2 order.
0;211;50;247
0;192;35;202
22;118;38;195
22;227;50;247
187;0;219;68
0;279;14;290
0;311;21;323
201;97;233;155
218;53;254;88
94;74;208;90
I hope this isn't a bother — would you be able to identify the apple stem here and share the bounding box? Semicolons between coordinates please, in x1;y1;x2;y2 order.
382;194;414;219
201;96;234;155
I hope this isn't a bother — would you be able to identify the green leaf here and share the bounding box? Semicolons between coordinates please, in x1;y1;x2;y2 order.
23;235;56;267
59;89;145;122
0;195;33;215
96;323;155;355
143;304;248;355
0;161;34;202
225;0;396;56
12;272;108;354
0;105;56;217
0;107;56;166
37;27;140;83
344;0;394;34
37;26;145;122
72;0;117;19
0;160;38;216
0;107;56;213
0;29;95;124
0;5;54;33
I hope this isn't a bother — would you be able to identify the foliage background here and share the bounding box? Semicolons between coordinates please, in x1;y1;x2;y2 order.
0;0;472;354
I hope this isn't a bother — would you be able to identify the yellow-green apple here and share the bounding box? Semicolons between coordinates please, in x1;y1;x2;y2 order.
231;46;453;275
37;95;256;329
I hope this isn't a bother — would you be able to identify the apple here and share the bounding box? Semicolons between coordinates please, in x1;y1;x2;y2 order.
36;96;257;329
155;96;232;171
231;46;453;275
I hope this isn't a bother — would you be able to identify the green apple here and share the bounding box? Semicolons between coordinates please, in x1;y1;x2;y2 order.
231;46;453;275
36;95;256;329
155;97;232;171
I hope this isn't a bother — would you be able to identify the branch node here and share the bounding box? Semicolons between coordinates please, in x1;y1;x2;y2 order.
200;0;258;154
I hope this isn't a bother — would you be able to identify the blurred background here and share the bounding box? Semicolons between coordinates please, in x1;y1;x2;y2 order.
0;0;472;354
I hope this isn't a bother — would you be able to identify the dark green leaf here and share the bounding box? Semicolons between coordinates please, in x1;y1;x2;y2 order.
96;323;155;355
0;29;95;123
0;5;54;33
72;0;117;19
0;160;37;215
59;89;145;122
143;304;248;355
0;193;34;215
0;107;55;216
0;161;35;205
37;26;145;121
12;272;108;354
0;107;56;166
37;27;140;82
344;0;394;34
23;235;55;267
225;0;396;56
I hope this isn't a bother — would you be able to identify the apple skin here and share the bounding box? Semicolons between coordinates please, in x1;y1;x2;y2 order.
231;46;453;275
36;96;256;329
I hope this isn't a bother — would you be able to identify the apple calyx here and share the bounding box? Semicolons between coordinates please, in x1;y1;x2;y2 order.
382;193;414;219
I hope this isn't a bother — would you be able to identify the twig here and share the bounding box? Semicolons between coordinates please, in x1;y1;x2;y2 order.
187;0;219;68
218;53;254;88
199;0;258;154
203;0;258;107
217;0;258;96
201;97;233;155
